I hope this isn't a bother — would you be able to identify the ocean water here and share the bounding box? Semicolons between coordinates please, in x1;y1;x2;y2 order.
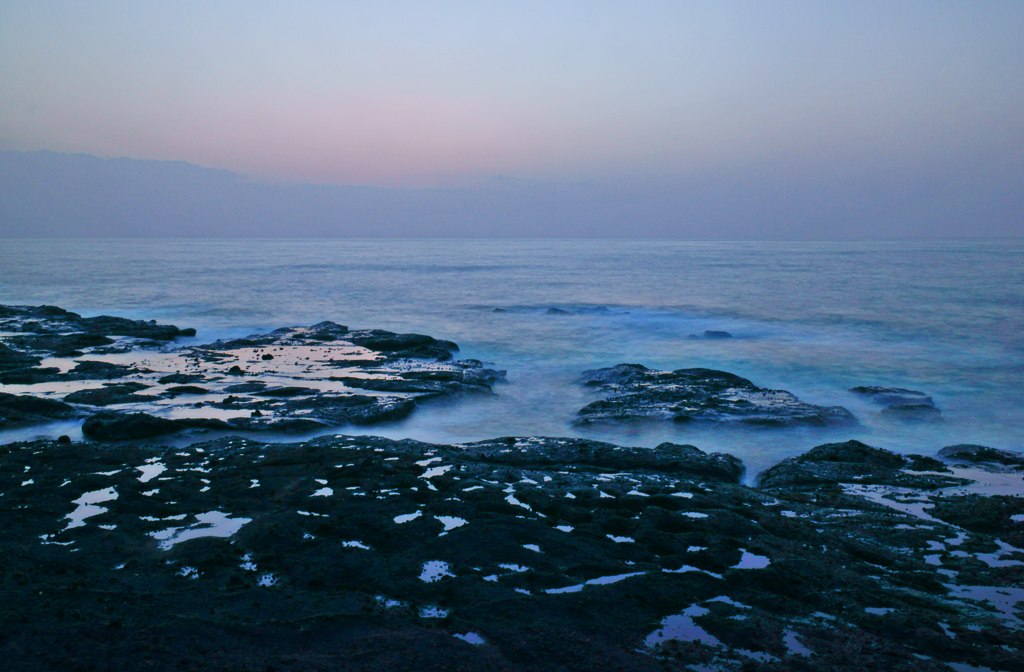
2;238;1022;478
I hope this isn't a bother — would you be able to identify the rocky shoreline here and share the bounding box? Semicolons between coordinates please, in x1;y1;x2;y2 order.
1;304;505;441
3;435;1022;671
1;305;1021;671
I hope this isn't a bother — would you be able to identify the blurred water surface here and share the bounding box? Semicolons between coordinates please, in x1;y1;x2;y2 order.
2;238;1021;476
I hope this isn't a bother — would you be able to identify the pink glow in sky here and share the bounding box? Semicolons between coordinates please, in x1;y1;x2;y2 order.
0;2;1022;239
2;1;1021;187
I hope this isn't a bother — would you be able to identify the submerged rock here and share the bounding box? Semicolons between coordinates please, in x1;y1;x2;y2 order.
851;385;936;407
689;329;733;340
881;402;944;422
574;363;857;428
851;385;943;423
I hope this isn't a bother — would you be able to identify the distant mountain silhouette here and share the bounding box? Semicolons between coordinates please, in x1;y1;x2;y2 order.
2;150;1020;238
0;151;519;237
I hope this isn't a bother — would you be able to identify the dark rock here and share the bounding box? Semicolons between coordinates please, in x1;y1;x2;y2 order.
279;395;418;426
928;495;1024;534
579;362;652;387
2;436;1024;672
228;416;327;433
1;305;501;435
938;444;1024;468
793;440;907;469
331;368;500;397
881;403;943;423
575;364;857;428
757;440;969;490
850;386;936;408
64;384;158;407
255;386;318;397
2;433;1019;671
851;386;942;422
345;330;458;359
56;434;71;443
158;373;204;385
8;332;114;354
0;366;61;384
906;454;949;472
76;314;193;341
0;342;41;372
306;320;349;338
703;330;732;339
458;437;745;483
224;382;268;393
0;304;78;319
0;392;79;428
81;411;184;441
69;360;141;380
164;385;208;396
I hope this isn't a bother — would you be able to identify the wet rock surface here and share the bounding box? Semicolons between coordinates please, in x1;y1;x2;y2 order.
851;385;943;423
575;364;857;429
939;444;1024;469
2;435;1022;671
756;440;967;490
0;305;505;438
0;392;78;427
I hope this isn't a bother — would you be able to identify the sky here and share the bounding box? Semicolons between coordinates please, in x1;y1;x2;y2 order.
1;1;1022;237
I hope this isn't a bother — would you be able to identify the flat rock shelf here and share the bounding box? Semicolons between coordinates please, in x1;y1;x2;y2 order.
2;435;1023;671
0;304;505;440
1;305;1022;671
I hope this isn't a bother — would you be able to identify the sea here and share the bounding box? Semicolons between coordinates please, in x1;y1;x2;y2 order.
2;238;1022;479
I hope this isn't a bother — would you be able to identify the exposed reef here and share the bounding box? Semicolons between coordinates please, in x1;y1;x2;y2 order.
0;305;505;440
2;304;1021;670
575;363;857;428
1;435;1022;671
